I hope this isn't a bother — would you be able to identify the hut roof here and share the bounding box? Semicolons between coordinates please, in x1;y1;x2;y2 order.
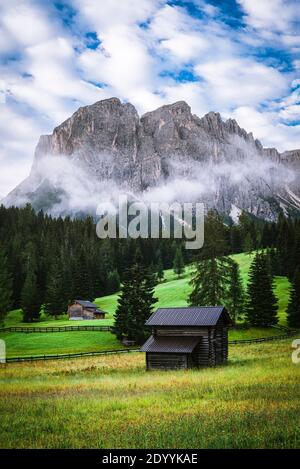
140;335;200;353
145;306;231;327
75;300;98;309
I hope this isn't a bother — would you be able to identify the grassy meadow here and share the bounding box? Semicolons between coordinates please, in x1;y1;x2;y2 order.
0;251;299;449
0;339;299;448
0;252;292;358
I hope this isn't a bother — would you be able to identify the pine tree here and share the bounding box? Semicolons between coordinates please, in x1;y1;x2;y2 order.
106;270;121;295
286;269;300;328
230;226;242;253
173;246;185;278
113;257;157;344
0;246;12;325
113;269;133;341
246;252;278;326
156;256;164;283
20;263;41;322
290;228;300;280
227;260;245;323
21;242;43;322
243;232;253;254
189;257;232;307
44;258;66;319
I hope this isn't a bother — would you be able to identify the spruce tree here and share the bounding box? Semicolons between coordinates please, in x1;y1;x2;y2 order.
227;260;245;323
44;259;66;319
113;269;133;341
20;263;41;322
246;252;278;326
173;246;185;278
189;257;232;307
106;270;121;295
157;256;164;283
243;232;253;254
20;243;42;322
286;269;300;328
0;247;12;325
113;255;157;344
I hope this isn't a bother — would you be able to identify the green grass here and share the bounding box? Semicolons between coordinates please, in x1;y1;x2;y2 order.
1;331;122;358
0;340;299;448
1;252;292;358
0;252;297;448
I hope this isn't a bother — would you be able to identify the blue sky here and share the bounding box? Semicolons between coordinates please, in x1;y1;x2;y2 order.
0;0;299;196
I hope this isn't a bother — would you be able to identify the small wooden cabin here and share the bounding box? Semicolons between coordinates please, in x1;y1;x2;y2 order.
140;306;231;370
68;300;106;320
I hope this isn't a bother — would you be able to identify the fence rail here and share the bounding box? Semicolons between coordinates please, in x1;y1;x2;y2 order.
228;330;297;345
0;325;113;333
4;348;140;363
2;329;298;363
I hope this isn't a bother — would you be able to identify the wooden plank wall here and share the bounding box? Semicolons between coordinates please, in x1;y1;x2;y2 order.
146;352;188;370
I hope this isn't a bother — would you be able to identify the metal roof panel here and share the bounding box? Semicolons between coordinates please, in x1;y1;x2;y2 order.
146;306;229;326
140;335;200;353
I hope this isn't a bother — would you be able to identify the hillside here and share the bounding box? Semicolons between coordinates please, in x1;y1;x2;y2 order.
1;252;292;358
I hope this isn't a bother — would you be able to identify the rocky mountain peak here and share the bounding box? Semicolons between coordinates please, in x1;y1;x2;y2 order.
3;97;300;220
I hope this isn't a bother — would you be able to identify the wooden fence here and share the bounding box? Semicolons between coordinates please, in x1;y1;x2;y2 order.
228;330;296;345
4;348;140;363
1;328;297;363
0;325;113;333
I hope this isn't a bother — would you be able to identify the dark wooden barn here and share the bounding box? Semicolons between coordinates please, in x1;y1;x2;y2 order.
68;300;106;320
140;306;231;370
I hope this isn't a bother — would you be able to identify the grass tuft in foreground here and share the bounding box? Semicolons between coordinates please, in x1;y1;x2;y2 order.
0;339;299;449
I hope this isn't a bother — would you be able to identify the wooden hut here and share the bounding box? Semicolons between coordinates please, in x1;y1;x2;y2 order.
68;300;106;320
140;306;231;370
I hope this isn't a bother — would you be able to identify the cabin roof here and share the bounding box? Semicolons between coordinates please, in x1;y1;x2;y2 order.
140;335;200;353
145;306;230;327
75;300;98;308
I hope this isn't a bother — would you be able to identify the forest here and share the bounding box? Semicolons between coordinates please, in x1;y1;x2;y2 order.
0;203;299;327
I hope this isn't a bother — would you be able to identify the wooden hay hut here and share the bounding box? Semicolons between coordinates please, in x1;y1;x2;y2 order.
68;300;106;320
140;306;231;370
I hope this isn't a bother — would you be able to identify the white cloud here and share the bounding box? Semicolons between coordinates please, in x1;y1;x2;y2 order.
237;0;300;33
1;2;54;47
0;0;300;197
161;81;209;117
227;106;300;152
195;58;289;109
0;105;44;198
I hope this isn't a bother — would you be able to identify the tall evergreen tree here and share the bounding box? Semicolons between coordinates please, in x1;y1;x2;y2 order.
286;269;300;328
246;252;278;326
156;255;165;283
227;260;245;323
20;263;41;322
113;255;157;344
106;270;121;295
173;246;185;278
189;257;232;307
20;243;42;322
243;232;254;254
0;246;12;325
44;258;66;319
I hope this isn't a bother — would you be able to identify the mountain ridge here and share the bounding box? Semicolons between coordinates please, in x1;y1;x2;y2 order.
3;97;300;220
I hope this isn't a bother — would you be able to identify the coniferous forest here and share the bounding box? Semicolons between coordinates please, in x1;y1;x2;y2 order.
0;203;299;326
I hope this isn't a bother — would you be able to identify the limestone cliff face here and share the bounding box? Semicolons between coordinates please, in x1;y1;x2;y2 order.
4;97;300;220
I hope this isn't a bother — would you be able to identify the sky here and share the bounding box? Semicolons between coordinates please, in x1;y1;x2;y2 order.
0;0;299;197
